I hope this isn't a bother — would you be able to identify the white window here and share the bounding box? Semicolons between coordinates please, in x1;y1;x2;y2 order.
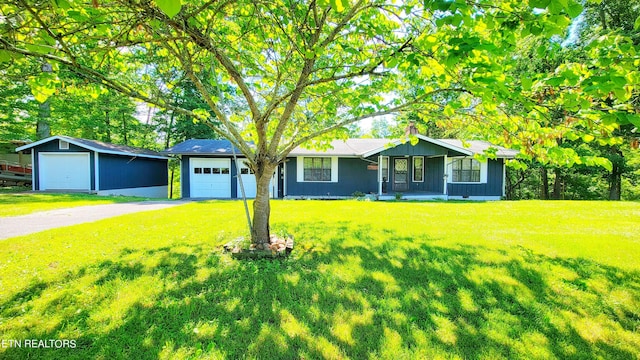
413;156;424;182
304;157;331;181
297;157;338;182
452;158;481;182
59;140;69;150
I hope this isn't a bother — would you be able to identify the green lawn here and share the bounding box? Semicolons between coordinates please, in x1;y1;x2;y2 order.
0;200;639;359
0;193;149;217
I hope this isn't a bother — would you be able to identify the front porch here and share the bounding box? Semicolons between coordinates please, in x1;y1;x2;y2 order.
376;154;449;197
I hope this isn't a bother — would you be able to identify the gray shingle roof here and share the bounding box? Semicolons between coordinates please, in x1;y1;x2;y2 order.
437;139;519;158
163;139;243;155
166;138;518;158
289;139;391;156
15;135;168;159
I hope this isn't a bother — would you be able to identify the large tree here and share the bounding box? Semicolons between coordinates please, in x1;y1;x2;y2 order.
1;0;638;244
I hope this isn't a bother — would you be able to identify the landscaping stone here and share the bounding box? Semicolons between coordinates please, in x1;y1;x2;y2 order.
224;234;294;260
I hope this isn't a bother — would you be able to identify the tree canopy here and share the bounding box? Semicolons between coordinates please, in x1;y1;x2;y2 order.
1;0;639;243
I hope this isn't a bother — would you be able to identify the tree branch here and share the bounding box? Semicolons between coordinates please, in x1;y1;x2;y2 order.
159;13;263;121
278;88;471;158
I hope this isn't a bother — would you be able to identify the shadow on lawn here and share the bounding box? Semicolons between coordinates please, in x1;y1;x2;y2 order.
2;222;640;359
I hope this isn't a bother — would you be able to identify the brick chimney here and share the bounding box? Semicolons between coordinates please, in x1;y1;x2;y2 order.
404;121;418;136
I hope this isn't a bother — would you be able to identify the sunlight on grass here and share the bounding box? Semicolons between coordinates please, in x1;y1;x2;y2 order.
0;193;146;217
0;200;639;359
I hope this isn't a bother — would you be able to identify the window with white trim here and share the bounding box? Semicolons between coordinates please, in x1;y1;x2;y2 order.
413;156;424;182
452;158;481;182
59;140;69;150
303;157;332;182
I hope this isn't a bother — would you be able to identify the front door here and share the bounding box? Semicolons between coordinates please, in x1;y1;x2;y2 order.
393;158;408;191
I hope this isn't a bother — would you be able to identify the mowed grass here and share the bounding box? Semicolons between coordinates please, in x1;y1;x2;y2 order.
0;193;148;217
0;200;639;359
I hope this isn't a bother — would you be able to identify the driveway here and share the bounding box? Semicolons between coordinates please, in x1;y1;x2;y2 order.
0;200;191;240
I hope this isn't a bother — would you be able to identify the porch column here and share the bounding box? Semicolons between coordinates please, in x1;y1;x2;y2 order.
443;154;448;195
378;155;382;195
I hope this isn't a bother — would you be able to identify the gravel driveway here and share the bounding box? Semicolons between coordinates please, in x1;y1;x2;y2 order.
0;200;190;240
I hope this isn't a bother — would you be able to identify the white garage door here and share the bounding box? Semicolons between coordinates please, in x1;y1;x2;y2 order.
39;153;91;191
236;161;257;198
190;158;231;198
236;160;278;199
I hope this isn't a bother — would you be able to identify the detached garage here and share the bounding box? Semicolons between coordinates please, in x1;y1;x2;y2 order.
164;139;278;199
16;135;169;198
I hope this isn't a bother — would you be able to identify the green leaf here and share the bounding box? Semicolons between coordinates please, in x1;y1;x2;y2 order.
635;15;640;30
613;88;629;101
443;104;455;117
522;77;532;91
27;74;58;103
156;0;182;18
530;0;551;9
627;114;640;127
566;1;583;18
582;134;595;142
53;0;71;10
330;0;347;12
0;50;12;63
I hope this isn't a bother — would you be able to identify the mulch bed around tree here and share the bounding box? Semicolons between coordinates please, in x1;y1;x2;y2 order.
224;235;294;260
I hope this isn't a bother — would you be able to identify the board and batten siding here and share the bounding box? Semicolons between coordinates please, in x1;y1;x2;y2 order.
447;158;504;197
379;141;466;157
286;157;377;196
401;156;444;193
181;155;239;198
31;141;95;191
98;154;167;190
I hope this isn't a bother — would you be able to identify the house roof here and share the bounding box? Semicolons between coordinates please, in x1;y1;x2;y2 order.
15;135;169;160
166;137;518;158
437;139;519;158
163;139;244;155
289;139;391;157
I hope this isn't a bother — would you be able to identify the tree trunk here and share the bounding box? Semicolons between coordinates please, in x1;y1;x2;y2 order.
36;63;52;139
251;163;277;245
122;112;128;145
609;149;623;200
540;167;549;200
552;168;563;200
105;110;112;142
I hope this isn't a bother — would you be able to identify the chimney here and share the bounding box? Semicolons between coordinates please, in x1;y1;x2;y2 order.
404;121;418;136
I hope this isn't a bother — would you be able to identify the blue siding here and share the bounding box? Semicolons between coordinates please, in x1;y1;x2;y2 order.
447;159;504;197
286;157;377;196
98;154;167;190
410;156;444;193
31;141;95;190
380;141;468;157
231;159;238;198
181;155;191;198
